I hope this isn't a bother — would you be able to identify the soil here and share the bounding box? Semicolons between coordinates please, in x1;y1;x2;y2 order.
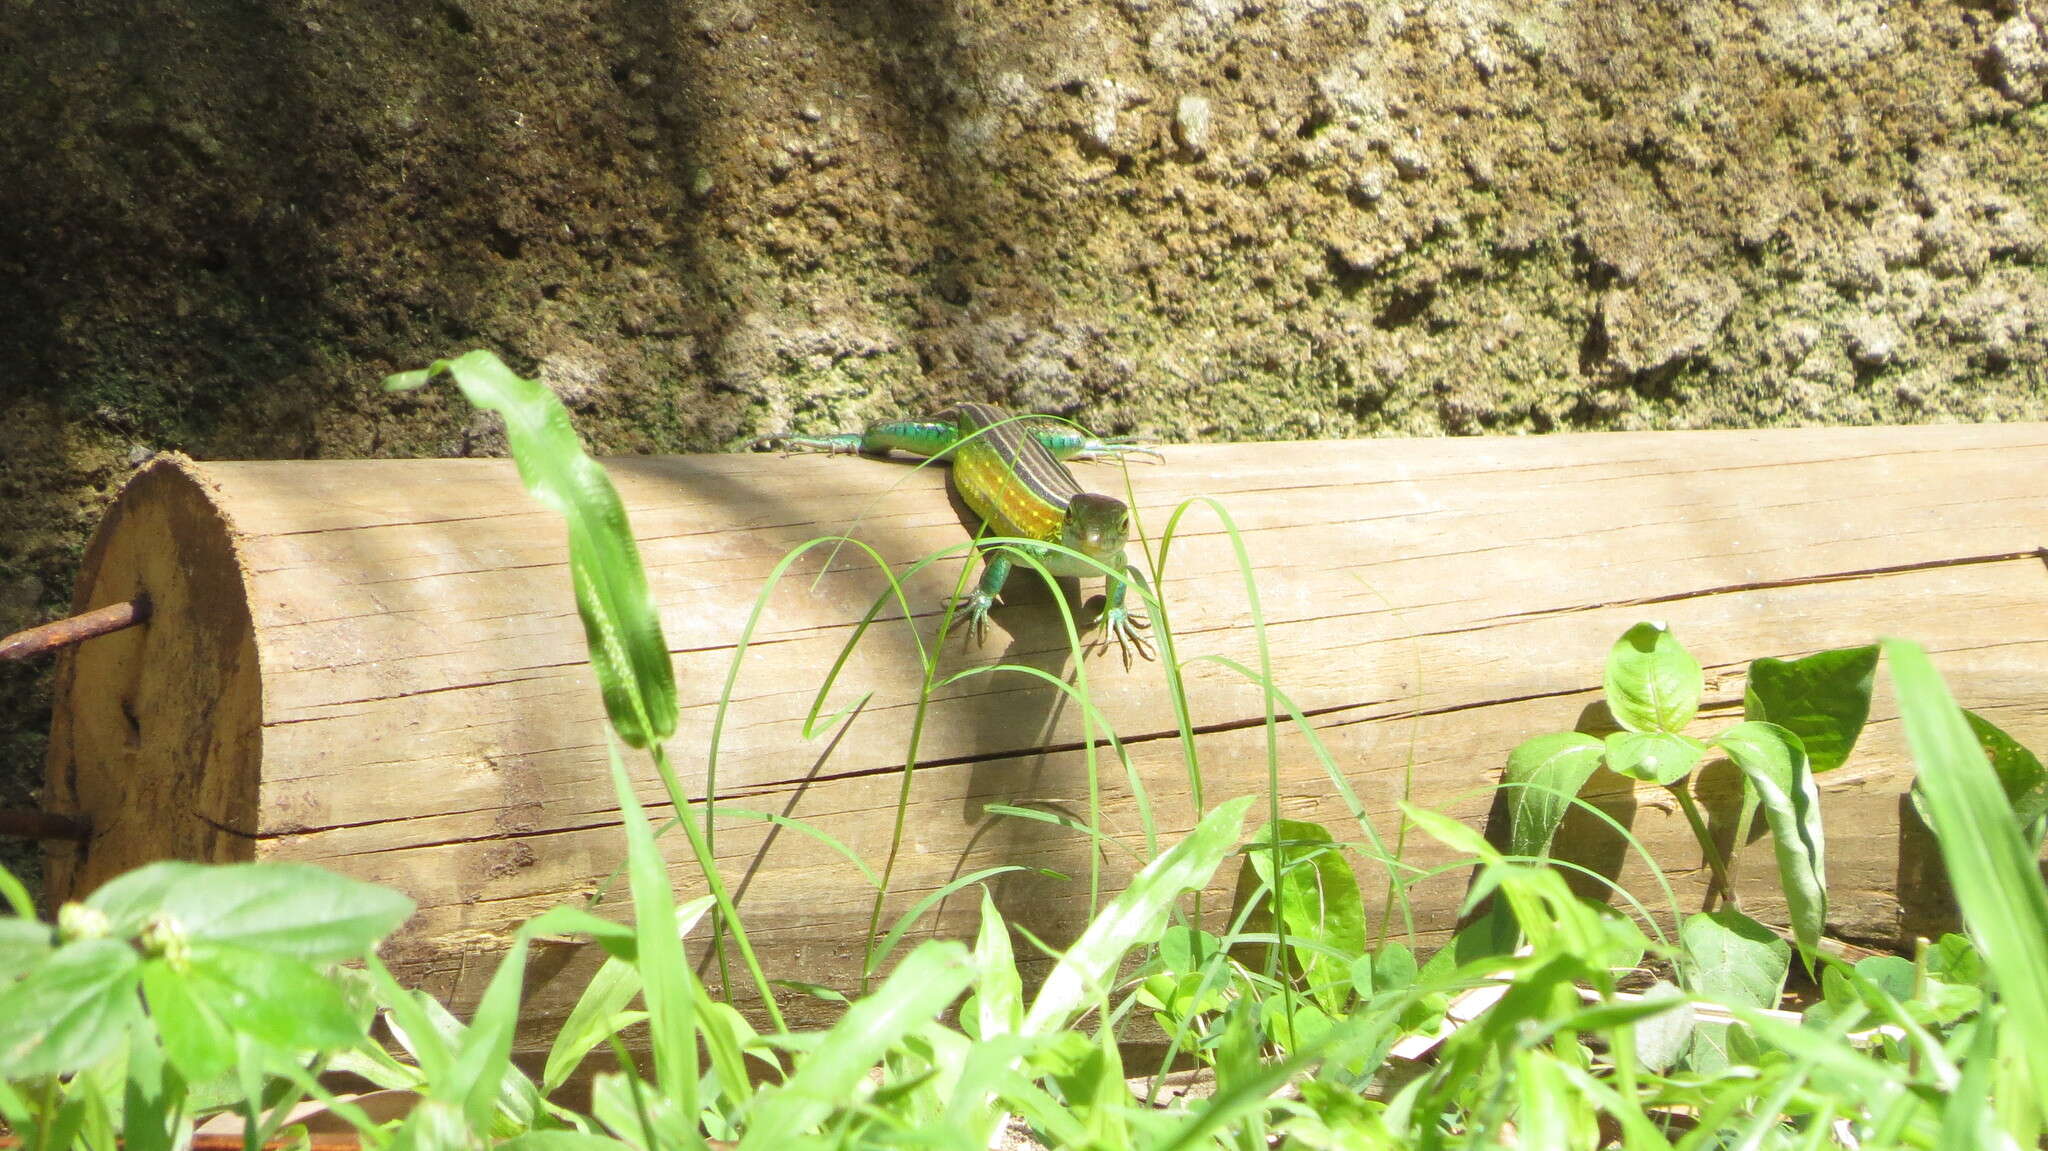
3;0;2045;894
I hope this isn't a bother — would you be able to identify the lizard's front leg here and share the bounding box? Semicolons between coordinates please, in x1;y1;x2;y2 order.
945;549;1011;646
1098;562;1155;667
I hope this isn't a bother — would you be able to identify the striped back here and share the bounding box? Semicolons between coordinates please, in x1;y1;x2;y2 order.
944;403;1083;543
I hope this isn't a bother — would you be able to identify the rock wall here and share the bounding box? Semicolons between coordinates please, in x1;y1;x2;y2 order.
3;0;2045;886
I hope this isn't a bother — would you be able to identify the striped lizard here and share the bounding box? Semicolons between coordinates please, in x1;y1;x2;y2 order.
762;403;1156;664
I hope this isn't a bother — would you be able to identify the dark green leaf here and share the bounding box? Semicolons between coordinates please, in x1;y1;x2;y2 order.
1604;730;1705;785
1501;732;1605;857
159;864;414;961
1714;722;1827;967
1243;819;1366;1014
1742;645;1877;773
1968;711;2047;840
1886;639;2048;1108
0;938;143;1077
1910;711;2048;845
1604;622;1702;734
386;351;678;747
0;917;54;981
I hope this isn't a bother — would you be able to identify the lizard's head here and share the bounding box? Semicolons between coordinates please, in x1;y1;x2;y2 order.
1063;492;1131;559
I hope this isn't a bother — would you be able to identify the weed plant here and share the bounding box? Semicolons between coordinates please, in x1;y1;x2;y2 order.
1;351;2044;1149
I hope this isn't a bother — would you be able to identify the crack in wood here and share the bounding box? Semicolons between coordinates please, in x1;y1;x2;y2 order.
1479;548;2042;626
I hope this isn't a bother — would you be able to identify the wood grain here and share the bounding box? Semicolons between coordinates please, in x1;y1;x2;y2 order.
43;423;2048;1047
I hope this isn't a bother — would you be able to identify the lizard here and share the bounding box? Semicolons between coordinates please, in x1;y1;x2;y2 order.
761;403;1156;664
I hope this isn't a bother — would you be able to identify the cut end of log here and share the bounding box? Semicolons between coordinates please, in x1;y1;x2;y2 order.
43;453;263;903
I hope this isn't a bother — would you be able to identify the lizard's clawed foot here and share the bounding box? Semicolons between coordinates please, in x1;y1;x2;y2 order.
1095;604;1156;669
944;590;998;648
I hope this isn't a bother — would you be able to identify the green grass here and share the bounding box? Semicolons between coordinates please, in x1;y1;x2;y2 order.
2;351;2044;1149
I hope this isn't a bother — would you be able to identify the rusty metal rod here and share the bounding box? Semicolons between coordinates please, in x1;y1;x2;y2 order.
0;809;91;842
0;595;150;662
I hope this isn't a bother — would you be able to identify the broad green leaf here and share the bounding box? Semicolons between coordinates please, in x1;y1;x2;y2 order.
156;863;414;961
1415;906;1518;989
139;958;232;1082
1023;796;1254;1037
1374;943;1417;991
1626;981;1694;1073
1347;952;1374;999
1681;909;1788;1006
1501;732;1605;857
180;943;362;1050
1886;639;2048;1113
1742;645;1878;773
1243;819;1367;1014
738;940;973;1151
0;917;53;981
1604;730;1705;785
386;351;678;747
83;862;207;936
1964;711;2048;835
1679;909;1788;1075
1850;954;1915;1006
0;937;143;1077
1911;711;2048;844
1157;924;1224;975
1715;722;1826;967
122;1005;179;1151
1604;622;1702;734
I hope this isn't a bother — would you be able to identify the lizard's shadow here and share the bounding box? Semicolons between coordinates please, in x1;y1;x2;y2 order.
934;483;1114;958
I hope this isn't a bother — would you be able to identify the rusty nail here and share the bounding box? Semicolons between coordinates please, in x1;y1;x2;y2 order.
0;595;151;662
0;809;91;842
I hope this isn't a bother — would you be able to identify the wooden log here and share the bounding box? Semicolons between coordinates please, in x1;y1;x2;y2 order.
41;424;2048;1051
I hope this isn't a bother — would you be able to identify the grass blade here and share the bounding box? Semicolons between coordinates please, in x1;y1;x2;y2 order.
1023;796;1253;1037
1884;639;2048;1120
386;350;676;747
736;940;972;1149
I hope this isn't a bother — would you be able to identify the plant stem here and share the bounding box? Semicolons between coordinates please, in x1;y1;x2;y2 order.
1670;784;1740;911
649;742;787;1032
